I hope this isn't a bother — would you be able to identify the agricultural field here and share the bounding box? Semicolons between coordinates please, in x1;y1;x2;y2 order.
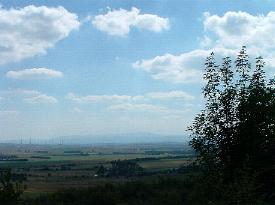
0;143;194;195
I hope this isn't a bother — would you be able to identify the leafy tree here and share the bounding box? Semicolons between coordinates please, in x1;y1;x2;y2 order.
96;165;107;176
190;47;275;203
109;160;144;177
234;56;275;200
189;52;221;172
0;169;24;205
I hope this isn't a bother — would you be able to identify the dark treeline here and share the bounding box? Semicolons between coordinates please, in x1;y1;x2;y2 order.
20;176;201;205
96;160;144;177
96;156;193;177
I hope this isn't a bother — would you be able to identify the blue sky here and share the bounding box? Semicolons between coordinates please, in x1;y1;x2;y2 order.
0;0;275;140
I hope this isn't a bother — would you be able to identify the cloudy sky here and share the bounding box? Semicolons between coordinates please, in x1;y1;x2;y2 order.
1;0;275;140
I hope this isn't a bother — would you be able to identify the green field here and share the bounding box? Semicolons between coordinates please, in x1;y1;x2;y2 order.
0;143;194;195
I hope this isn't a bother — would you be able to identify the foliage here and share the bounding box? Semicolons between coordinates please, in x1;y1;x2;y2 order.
0;169;25;205
21;175;199;205
96;159;144;177
189;46;275;204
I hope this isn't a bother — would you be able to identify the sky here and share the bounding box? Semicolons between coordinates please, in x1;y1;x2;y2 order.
0;0;275;141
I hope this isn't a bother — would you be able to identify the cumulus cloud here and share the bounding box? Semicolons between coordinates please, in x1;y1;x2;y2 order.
92;7;169;36
0;5;80;64
133;50;208;83
133;47;238;83
134;11;275;83
204;11;271;50
6;68;63;79
203;11;275;69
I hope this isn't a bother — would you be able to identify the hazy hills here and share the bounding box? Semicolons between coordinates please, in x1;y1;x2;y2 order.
0;133;188;145
60;133;188;144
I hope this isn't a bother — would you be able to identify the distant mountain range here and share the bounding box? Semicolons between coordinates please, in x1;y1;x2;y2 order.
59;133;188;144
0;133;189;145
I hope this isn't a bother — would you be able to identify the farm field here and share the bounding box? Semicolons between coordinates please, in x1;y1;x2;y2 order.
0;143;194;195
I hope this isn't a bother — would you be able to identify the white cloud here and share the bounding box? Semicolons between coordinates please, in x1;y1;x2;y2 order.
6;68;63;79
67;91;194;116
147;91;195;100
92;7;169;36
0;110;19;121
0;5;80;64
66;92;143;103
199;35;213;48
24;94;57;104
67;91;194;103
108;103;189;116
2;89;58;104
0;110;18;116
133;50;207;83
204;11;268;50
203;11;275;69
133;47;238;83
108;103;171;113
134;11;275;83
3;88;37;96
72;107;83;113
0;88;39;98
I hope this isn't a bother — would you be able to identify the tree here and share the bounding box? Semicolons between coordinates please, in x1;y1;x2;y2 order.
96;165;107;176
218;56;237;179
234;56;275;200
189;52;221;172
235;46;251;95
109;160;144;177
189;47;275;203
0;169;24;205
